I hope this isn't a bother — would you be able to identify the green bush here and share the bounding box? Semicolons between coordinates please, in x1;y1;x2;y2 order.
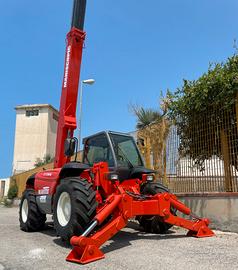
4;197;13;207
7;182;18;200
169;54;238;171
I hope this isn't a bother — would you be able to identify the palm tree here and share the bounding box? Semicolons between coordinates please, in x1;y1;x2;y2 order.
131;91;172;184
131;106;162;168
131;106;162;129
132;106;161;168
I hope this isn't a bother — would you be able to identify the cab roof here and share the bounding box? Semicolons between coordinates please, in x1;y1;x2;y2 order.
82;131;134;144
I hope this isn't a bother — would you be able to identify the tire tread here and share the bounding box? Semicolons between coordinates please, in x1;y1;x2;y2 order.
19;189;46;232
53;177;96;242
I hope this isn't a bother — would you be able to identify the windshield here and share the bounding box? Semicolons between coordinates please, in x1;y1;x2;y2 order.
83;134;115;167
110;133;143;167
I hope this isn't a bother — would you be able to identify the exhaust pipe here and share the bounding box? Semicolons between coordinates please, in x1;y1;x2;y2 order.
71;0;87;30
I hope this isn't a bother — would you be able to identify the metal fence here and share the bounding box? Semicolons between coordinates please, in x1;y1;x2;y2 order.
165;98;238;193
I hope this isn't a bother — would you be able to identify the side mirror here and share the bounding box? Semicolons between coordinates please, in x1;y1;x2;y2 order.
64;138;76;157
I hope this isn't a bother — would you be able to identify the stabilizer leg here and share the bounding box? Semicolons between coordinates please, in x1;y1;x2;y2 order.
187;219;214;238
66;194;127;264
66;216;127;264
159;194;215;238
66;237;105;264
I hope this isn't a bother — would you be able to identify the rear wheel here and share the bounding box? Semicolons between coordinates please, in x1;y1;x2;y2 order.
53;177;97;242
137;182;175;234
19;189;46;231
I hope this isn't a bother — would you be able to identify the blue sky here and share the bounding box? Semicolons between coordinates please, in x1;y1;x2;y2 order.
0;0;237;177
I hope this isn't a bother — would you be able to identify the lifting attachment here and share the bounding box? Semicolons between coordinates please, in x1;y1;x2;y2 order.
66;185;214;264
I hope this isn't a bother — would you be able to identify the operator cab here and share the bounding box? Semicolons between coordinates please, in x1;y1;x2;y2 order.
82;131;154;181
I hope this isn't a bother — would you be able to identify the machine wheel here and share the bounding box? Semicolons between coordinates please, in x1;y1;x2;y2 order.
53;177;97;242
19;189;46;232
138;182;175;234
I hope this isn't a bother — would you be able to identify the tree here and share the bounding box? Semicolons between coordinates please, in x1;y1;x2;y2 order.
132;107;162;129
169;54;238;172
131;92;171;180
7;179;18;199
34;154;54;168
131;106;161;168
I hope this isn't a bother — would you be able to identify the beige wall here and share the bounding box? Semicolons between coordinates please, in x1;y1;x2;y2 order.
178;195;238;233
12;105;58;174
15;152;82;198
0;178;10;197
46;109;58;159
13;163;54;197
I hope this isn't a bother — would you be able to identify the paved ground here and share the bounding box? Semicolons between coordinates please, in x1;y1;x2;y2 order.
0;206;238;270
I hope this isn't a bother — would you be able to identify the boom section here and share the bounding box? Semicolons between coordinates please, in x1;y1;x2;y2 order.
54;0;87;168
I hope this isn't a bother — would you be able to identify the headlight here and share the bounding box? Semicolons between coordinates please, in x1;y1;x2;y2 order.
107;173;119;181
146;174;155;182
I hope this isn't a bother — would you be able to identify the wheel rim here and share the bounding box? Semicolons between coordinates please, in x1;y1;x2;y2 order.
57;192;71;227
21;198;28;223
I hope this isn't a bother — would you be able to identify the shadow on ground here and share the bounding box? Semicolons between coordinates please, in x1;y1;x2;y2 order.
40;221;187;254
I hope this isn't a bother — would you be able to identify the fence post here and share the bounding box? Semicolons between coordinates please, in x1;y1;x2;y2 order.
144;136;152;169
220;129;233;192
236;92;238;133
163;144;168;186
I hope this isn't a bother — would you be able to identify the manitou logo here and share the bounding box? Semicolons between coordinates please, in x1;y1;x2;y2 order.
63;45;71;88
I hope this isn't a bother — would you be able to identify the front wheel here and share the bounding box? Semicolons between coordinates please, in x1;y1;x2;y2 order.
137;182;175;234
53;177;97;242
19;189;46;232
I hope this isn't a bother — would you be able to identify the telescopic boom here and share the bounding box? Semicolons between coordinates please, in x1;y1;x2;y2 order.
54;0;87;168
71;0;86;30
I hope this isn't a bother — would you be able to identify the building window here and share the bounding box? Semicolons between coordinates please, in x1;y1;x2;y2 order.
53;113;59;121
0;180;5;197
26;110;39;117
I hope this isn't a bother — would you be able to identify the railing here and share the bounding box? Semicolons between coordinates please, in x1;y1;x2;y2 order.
164;96;238;193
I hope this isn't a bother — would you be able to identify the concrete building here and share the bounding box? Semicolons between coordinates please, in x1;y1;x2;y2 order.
0;178;10;198
12;104;59;175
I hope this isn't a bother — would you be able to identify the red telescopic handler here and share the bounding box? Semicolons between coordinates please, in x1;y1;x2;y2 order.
19;0;215;265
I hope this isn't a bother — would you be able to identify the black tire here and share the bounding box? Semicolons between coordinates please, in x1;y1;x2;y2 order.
53;177;97;242
19;189;46;232
137;182;175;234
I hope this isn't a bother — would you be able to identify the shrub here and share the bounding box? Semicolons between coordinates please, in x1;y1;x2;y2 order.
169;54;238;171
4;197;13;207
7;182;18;200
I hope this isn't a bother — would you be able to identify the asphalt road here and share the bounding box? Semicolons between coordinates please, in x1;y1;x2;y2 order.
0;205;238;270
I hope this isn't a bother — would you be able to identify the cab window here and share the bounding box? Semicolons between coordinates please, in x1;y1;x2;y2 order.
110;134;143;167
83;134;114;167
